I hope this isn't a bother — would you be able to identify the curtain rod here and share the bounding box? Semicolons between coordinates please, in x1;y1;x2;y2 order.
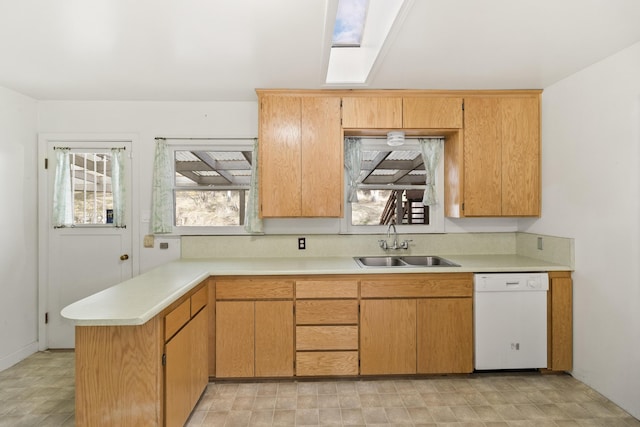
53;146;126;150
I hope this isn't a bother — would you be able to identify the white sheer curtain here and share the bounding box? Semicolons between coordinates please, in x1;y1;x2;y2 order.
150;139;174;234
419;138;444;206
344;137;362;203
244;139;263;234
52;148;73;228
110;148;126;228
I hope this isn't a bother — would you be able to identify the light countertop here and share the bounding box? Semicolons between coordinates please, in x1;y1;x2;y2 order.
61;254;572;326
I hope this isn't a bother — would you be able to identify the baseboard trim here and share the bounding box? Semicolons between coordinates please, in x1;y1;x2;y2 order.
0;341;39;372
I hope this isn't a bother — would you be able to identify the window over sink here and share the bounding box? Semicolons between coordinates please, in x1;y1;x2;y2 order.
341;138;445;234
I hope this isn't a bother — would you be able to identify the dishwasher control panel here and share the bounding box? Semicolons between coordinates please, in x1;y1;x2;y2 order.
474;273;549;292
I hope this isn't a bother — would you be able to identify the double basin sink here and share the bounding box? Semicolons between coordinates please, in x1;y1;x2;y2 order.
354;255;459;268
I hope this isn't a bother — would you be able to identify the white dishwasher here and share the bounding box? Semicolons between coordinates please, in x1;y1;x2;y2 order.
474;273;549;370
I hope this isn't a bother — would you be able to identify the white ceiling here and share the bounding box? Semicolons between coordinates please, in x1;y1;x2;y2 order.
1;0;639;101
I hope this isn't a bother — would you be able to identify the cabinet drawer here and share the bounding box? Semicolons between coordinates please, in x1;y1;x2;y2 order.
190;286;207;316
296;351;359;376
361;275;472;298
296;300;358;325
296;280;358;299
165;299;190;341
296;326;358;351
216;279;294;300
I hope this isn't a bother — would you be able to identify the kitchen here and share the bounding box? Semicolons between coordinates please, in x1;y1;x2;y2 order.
1;0;640;425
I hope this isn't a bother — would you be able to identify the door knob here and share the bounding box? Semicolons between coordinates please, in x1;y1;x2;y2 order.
120;254;129;261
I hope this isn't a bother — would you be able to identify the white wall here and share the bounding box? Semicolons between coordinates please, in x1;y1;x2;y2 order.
37;101;260;273
520;41;640;418
0;86;38;370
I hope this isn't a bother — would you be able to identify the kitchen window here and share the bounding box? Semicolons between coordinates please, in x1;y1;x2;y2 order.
342;138;445;234
170;141;255;234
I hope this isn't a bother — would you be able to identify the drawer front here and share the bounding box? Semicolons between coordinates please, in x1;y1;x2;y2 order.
361;277;472;298
216;280;294;300
165;299;190;341
296;351;359;376
296;300;358;325
296;280;358;299
296;326;358;351
190;286;208;316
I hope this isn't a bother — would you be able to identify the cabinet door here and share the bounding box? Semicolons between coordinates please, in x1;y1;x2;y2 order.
190;307;209;404
501;97;540;216
417;298;473;374
463;97;502;216
342;97;402;128
216;301;255;377
360;299;416;375
165;322;193;427
548;272;572;371
403;97;462;128
259;95;302;217
301;97;343;217
255;301;294;377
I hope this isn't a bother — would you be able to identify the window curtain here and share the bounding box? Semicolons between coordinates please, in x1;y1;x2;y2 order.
244;139;263;234
52;148;73;228
110;148;126;228
344;137;362;203
419;137;444;206
150;139;174;234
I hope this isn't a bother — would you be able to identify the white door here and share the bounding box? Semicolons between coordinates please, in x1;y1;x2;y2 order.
40;136;134;349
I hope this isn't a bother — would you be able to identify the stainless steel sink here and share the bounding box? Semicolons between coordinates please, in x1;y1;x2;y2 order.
399;256;459;267
354;256;459;268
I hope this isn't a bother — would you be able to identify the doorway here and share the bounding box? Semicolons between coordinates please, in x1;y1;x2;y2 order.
38;134;137;349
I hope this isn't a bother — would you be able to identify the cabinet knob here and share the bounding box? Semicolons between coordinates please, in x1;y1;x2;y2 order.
120;254;129;261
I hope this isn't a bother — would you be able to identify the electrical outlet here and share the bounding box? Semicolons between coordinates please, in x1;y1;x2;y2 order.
143;235;154;248
298;237;306;250
537;236;544;250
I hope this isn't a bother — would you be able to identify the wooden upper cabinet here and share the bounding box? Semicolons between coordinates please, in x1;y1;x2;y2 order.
463;96;540;217
258;93;343;218
403;97;463;128
341;96;402;128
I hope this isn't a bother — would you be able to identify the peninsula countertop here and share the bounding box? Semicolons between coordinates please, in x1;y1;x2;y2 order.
61;254;572;326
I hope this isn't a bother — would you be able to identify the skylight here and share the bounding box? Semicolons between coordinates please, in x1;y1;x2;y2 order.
332;0;369;47
325;0;409;84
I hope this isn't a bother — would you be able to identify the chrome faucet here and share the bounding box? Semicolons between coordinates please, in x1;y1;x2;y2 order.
378;220;412;250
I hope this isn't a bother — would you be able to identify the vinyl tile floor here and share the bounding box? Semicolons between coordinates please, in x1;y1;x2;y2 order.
1;351;639;427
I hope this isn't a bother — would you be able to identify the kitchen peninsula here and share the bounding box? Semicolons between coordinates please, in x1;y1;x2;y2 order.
63;251;573;427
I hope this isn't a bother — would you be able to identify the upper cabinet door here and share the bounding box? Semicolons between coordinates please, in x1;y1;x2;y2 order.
403;97;463;128
301;97;343;217
501;97;540;216
259;96;302;217
462;96;540;217
463;97;502;216
342;97;402;128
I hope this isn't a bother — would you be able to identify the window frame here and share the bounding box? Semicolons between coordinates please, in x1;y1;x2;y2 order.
169;141;255;236
340;138;445;234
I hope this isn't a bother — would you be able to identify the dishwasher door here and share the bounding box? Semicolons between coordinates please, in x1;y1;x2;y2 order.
474;273;549;370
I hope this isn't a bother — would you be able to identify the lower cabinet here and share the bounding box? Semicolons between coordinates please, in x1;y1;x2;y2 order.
417;298;473;374
548;271;573;371
164;286;209;427
360;299;417;375
215;278;294;378
360;274;474;376
165;307;208;427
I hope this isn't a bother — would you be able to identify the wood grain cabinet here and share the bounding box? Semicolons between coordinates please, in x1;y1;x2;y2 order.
403;97;463;129
258;92;343;218
342;96;403;128
295;278;359;376
548;271;573;371
360;274;474;375
215;278;294;378
164;286;209;427
462;96;541;216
